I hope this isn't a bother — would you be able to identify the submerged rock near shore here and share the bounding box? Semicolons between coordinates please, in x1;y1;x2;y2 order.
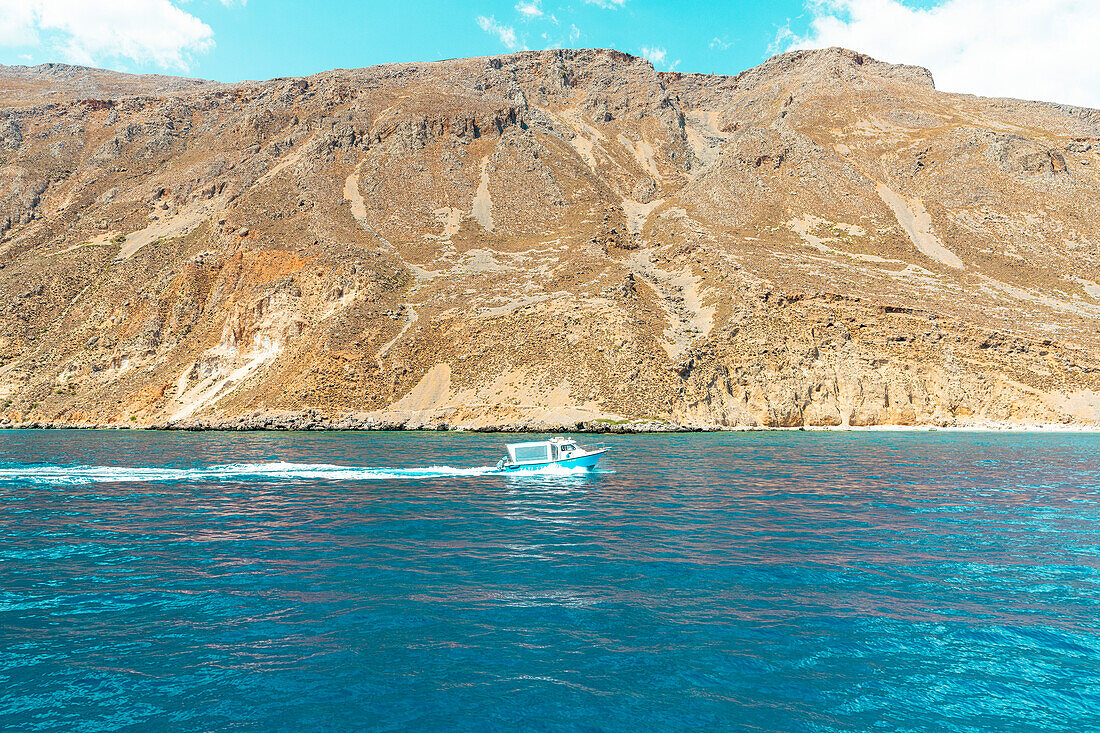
0;48;1098;429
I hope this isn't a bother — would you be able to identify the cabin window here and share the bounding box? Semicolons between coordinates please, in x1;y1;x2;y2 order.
562;444;576;452
513;444;550;463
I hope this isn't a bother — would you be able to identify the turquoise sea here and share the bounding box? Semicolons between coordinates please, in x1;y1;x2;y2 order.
1;429;1098;731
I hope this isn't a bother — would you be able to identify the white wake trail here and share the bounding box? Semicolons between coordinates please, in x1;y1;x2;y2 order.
0;462;505;486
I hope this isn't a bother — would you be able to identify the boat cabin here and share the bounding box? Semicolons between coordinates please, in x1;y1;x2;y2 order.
505;438;581;466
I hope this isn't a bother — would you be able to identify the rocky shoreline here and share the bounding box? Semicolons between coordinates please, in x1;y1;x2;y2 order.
1;408;1095;433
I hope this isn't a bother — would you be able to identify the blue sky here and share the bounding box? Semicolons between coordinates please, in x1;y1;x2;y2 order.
0;1;1097;107
0;0;811;81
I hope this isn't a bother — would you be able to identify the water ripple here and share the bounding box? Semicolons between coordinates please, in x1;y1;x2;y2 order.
1;430;1098;731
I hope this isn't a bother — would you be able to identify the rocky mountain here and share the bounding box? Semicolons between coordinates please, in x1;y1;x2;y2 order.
1;47;1098;430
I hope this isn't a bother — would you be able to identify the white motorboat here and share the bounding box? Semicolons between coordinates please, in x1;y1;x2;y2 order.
496;437;607;471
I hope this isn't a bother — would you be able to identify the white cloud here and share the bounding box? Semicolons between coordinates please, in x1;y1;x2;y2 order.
640;46;667;65
515;0;542;19
784;0;1100;108
477;15;524;51
542;20;581;49
584;0;627;9
710;37;731;50
769;24;795;57
0;0;216;71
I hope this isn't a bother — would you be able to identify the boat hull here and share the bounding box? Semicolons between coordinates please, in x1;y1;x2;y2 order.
503;449;606;471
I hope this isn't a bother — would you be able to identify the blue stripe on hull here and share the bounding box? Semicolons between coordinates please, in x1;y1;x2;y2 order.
504;451;605;471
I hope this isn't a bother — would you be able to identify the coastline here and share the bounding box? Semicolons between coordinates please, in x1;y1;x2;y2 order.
2;412;1098;434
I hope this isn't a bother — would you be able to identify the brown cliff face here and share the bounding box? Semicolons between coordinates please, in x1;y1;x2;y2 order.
1;47;1098;430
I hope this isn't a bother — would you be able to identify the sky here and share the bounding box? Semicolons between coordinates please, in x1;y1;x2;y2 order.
0;0;1097;108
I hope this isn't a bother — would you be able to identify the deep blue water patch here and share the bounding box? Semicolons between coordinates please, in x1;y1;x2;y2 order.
1;429;1098;731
